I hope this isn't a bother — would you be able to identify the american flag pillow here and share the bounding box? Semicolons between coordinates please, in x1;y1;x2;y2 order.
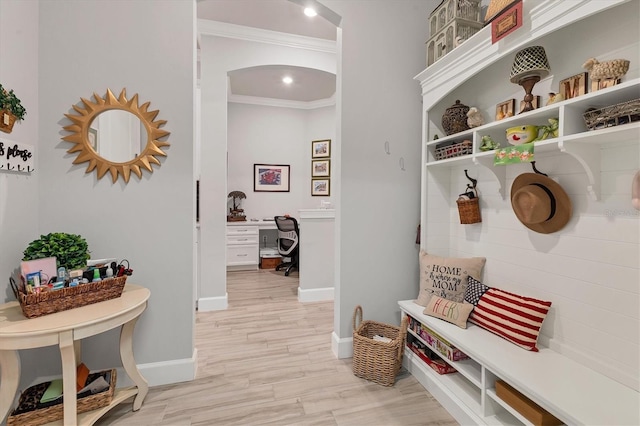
468;288;551;351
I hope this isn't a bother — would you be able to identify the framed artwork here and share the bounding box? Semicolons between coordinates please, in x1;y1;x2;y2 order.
311;139;331;158
559;72;588;100
495;99;515;120
88;127;98;151
491;1;522;43
254;164;290;192
311;159;330;177
311;178;330;196
519;96;541;113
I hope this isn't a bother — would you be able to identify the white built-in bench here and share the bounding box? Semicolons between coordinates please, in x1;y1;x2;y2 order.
399;300;640;425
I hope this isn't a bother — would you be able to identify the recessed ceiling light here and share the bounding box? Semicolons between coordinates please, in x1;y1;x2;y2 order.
304;7;317;17
282;76;293;84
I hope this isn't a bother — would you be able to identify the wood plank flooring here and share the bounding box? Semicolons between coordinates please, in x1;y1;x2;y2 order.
96;269;457;425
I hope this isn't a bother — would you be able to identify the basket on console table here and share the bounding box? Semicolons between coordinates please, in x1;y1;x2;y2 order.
352;305;408;386
7;369;116;426
15;275;127;318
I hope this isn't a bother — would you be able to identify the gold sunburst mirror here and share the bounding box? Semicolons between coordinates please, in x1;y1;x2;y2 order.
63;88;170;183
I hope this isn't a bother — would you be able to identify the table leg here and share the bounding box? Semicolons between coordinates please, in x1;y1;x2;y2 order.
0;350;20;424
120;314;148;411
59;330;77;426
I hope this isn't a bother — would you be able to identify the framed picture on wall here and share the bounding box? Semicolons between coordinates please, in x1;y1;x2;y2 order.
254;164;290;192
311;178;330;196
311;159;330;177
311;139;331;158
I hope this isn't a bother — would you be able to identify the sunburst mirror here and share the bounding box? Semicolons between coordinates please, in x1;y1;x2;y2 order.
63;88;170;183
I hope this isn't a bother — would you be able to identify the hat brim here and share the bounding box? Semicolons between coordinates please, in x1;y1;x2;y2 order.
511;173;572;234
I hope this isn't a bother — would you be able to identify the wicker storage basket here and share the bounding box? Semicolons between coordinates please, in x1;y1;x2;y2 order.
16;275;127;318
7;369;116;426
582;98;640;131
457;197;481;224
352;305;408;386
434;140;472;161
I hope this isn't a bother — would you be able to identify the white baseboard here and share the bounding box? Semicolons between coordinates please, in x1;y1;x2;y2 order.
331;331;353;359
117;348;198;388
298;286;334;302
197;293;228;311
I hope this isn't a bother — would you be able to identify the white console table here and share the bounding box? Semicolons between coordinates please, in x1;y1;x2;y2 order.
0;284;150;425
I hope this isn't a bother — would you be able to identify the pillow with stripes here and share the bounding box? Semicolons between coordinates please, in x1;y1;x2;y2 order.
468;287;551;352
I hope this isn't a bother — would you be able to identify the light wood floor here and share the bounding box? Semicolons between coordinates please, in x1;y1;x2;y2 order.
97;269;457;425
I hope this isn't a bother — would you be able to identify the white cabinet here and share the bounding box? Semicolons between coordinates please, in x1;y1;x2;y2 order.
226;224;258;270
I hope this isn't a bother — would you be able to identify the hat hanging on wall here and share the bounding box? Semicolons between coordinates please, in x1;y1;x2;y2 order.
511;173;572;234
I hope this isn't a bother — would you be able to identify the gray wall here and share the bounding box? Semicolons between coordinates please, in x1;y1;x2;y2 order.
0;0;196;389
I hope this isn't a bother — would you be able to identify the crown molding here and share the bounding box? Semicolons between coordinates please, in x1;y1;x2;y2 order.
227;93;336;110
198;19;336;54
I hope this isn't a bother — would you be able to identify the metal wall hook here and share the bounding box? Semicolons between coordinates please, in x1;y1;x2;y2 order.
399;157;405;171
464;169;477;188
531;161;548;176
384;141;390;155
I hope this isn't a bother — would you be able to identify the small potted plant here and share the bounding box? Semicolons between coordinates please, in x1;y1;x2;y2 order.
0;83;27;134
23;232;91;271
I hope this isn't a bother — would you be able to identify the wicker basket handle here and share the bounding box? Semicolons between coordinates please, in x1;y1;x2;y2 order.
397;314;409;361
352;305;363;332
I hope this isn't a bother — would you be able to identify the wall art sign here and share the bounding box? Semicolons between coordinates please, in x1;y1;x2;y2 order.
559;72;588;100
0;139;35;173
491;0;523;43
254;163;290;192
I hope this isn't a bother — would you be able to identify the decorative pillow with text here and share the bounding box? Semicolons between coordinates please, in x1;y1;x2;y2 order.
468;288;552;351
416;251;486;306
424;296;475;329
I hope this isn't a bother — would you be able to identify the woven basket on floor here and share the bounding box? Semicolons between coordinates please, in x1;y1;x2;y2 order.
16;275;127;318
7;369;116;426
352;305;408;386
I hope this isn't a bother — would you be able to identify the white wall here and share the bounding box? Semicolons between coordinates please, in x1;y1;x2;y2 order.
198;22;336;307
227;102;335;221
32;0;195;387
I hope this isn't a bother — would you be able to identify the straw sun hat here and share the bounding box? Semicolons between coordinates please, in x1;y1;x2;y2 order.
511;173;572;234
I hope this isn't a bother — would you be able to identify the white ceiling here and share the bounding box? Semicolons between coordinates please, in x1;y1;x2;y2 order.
197;0;338;103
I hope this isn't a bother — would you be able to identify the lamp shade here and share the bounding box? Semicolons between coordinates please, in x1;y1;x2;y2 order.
510;46;551;83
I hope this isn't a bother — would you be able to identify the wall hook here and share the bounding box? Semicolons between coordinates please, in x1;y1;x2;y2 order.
384;141;390;155
531;161;548;176
7;163;14;170
27;166;35;172
464;169;477;188
399;157;405;171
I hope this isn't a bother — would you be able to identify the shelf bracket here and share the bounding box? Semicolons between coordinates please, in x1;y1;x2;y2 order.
474;155;506;199
559;140;600;201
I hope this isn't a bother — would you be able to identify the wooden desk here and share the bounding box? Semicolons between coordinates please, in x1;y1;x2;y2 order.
0;284;150;425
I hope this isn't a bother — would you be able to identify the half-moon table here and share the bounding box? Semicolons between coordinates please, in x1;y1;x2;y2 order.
0;284;150;425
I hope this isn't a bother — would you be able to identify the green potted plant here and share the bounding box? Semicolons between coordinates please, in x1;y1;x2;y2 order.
23;232;91;271
0;83;27;134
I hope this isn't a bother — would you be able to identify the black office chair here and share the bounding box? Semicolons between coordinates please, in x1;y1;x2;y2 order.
274;216;300;276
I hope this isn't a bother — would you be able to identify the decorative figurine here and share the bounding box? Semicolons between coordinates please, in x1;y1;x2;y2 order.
227;190;247;222
479;135;500;151
466;107;485;128
582;58;630;81
506;125;539;145
538;118;559;140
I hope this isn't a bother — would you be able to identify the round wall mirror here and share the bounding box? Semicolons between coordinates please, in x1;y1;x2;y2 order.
62;88;170;183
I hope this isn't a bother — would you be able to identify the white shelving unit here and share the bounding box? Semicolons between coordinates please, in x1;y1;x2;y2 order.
399;300;639;425
425;79;639;200
407;1;640;424
226;223;259;270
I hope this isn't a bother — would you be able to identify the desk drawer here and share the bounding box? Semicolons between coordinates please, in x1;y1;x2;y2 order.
227;245;258;265
227;225;258;236
227;234;259;245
